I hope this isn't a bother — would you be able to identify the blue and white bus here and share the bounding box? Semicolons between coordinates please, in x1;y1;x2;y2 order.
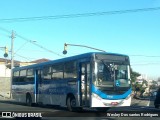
12;52;131;111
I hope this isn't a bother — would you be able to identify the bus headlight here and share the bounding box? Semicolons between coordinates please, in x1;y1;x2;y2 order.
93;93;102;100
126;94;131;100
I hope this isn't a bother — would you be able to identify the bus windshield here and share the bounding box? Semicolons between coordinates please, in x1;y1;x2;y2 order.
94;54;130;89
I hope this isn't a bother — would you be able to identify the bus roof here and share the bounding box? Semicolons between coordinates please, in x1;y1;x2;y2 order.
13;52;129;71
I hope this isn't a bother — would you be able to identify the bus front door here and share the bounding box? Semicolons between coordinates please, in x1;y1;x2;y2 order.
35;69;43;104
79;62;91;107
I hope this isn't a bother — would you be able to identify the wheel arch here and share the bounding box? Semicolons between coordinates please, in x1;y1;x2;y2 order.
66;93;75;105
26;92;32;106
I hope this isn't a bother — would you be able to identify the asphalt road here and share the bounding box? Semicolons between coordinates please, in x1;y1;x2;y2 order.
0;96;159;120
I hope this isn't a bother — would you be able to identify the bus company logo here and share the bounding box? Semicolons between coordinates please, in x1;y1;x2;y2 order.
2;112;12;118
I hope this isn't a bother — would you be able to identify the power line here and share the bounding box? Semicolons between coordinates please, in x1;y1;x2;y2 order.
0;33;10;38
0;27;12;33
0;7;160;23
130;55;160;57
16;34;64;57
0;48;37;61
14;53;33;61
131;62;160;66
0;26;64;57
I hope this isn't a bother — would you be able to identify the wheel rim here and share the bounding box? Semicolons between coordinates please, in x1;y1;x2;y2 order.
26;96;31;106
26;98;30;105
71;99;76;107
26;99;29;104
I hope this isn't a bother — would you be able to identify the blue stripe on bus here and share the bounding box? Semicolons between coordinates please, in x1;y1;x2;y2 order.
92;85;131;100
34;71;37;94
13;79;78;94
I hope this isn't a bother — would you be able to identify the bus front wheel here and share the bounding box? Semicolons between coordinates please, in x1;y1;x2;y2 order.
96;107;110;112
67;96;76;112
26;94;32;106
155;105;159;109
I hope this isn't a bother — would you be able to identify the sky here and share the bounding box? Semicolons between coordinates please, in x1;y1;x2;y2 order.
0;0;160;80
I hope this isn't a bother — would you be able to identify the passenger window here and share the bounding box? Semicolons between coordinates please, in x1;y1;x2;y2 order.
43;66;52;80
26;69;34;82
52;64;64;80
13;71;19;77
64;61;77;79
20;70;26;76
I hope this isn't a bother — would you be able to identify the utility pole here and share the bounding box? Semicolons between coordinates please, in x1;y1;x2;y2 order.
10;30;15;98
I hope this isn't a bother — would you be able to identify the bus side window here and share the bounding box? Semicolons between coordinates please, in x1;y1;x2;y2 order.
27;69;34;82
64;61;77;79
20;70;27;82
52;64;64;80
43;66;52;80
13;71;20;82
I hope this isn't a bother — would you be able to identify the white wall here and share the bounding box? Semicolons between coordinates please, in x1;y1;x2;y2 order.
0;63;11;98
0;64;11;77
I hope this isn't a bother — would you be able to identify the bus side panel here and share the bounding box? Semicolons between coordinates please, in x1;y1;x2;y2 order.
37;79;78;106
12;82;34;103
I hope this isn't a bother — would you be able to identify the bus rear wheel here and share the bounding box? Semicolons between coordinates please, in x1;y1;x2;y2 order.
26;94;32;106
67;96;76;112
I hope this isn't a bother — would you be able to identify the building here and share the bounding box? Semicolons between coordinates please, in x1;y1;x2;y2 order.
0;58;15;77
0;58;50;77
0;58;22;77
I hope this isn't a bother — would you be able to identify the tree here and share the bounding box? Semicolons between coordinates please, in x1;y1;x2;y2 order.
130;68;141;98
150;80;159;90
130;68;140;84
158;77;160;86
150;84;157;89
142;79;148;87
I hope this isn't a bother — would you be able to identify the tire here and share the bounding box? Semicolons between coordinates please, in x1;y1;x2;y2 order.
96;107;110;112
76;107;83;112
26;94;32;106
155;105;159;109
67;96;76;112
